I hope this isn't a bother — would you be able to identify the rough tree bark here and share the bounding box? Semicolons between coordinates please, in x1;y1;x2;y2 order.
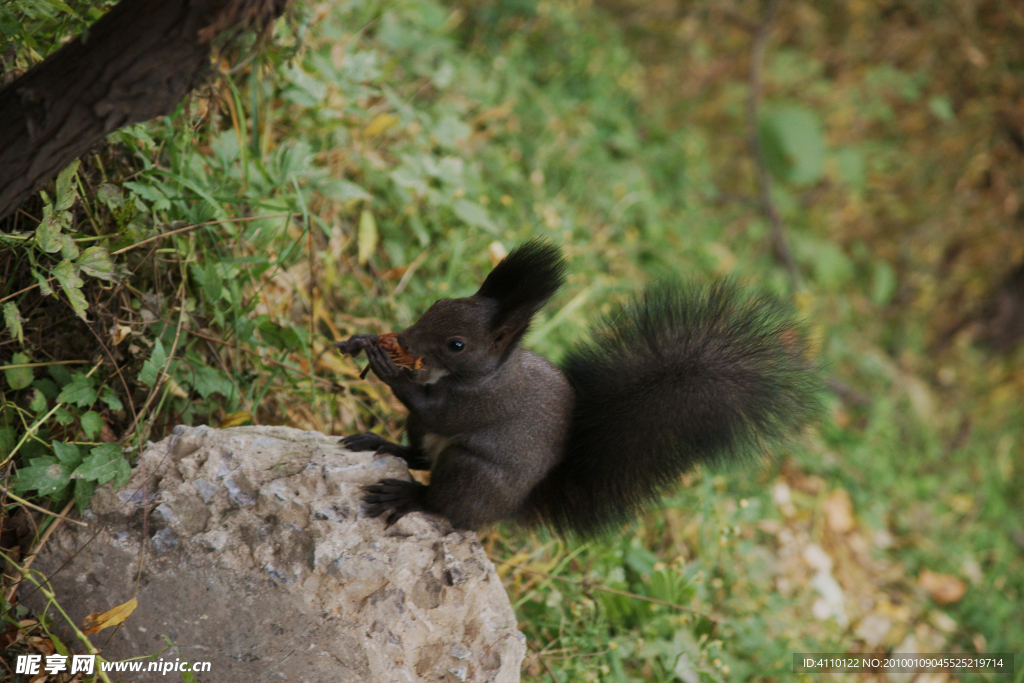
0;0;284;221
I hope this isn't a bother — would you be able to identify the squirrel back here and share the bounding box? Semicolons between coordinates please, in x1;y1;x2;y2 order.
529;279;821;536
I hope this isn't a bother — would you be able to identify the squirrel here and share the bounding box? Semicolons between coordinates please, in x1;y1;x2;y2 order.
335;240;821;536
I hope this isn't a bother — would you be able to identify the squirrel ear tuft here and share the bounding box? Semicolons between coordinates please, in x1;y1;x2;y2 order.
474;239;566;332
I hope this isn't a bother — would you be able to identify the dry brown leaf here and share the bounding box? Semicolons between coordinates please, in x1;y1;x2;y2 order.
82;598;138;634
919;569;967;605
824;488;855;534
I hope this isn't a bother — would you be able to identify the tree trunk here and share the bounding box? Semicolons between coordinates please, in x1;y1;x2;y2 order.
0;0;278;221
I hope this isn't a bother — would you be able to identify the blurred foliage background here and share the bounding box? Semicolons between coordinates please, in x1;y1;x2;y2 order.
1;0;1022;680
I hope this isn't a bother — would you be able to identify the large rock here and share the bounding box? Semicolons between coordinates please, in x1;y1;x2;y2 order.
26;425;524;682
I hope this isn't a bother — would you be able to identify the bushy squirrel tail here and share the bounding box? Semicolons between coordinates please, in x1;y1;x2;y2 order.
529;280;823;536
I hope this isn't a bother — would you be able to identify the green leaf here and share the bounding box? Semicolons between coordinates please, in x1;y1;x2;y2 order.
60;234;80;259
73;443;130;487
14;456;71;497
123;180;171;212
52;441;82;467
28;387;47;413
77;247;119;282
52;259;89;319
834;147;865;190
100;385;124;411
35;206;64;253
203;260;222;301
319;178;372;204
4;302;24;344
871;261;897;306
188;364;237;402
139;339;167;387
49;364;72;384
3;352;33;390
257;319;302;352
34;378;60;398
54;406;75;425
0;426;16;459
97;182;123;209
759;105;826;186
31;268;54;297
80;411;103;440
29;388;48;413
55;159;80;212
74;478;95;514
357;209;377;264
57;372;98;407
452;199;498;233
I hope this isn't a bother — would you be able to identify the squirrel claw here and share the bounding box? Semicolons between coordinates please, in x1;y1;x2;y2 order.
341;433;389;452
334;334;379;356
362;478;426;526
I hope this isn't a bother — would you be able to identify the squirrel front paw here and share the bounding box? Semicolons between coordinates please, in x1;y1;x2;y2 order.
362;479;427;527
341;433;390;452
334;334;379;356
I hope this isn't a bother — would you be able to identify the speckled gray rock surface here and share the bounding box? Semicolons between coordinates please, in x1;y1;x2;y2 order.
25;425;524;682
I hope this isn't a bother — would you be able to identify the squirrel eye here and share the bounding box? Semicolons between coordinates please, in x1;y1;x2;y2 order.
447;339;465;352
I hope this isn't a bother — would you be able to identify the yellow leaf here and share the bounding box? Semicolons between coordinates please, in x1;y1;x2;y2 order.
82;598;137;634
357;209;377;265
218;411;253;428
363;113;399;138
166;376;188;399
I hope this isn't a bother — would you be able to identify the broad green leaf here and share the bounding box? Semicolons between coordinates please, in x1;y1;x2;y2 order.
74;479;94;515
49;364;72;384
36;206;64;253
203;260;222;301
0;426;15;458
31;268;54;296
60;234;80;259
3;352;33;390
80;411;103;440
96;182;123;209
14;456;71;496
319;178;372;204
871;261;897;306
3;302;24;344
357;209;377;264
834;147;865;190
257;319;302;352
73;443;130;487
760;105;826;186
52;440;82;467
100;385;124;411
57;372;98;407
29;388;48;413
139;340;167;387
189;365;237;401
452;199;498;234
123;180;171;211
52;260;88;319
55;159;80;211
77;247;119;282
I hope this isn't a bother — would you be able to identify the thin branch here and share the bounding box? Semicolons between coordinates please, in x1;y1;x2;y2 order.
746;0;800;291
110;213;298;255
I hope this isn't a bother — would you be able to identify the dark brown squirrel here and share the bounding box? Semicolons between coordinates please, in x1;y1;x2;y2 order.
335;240;822;536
